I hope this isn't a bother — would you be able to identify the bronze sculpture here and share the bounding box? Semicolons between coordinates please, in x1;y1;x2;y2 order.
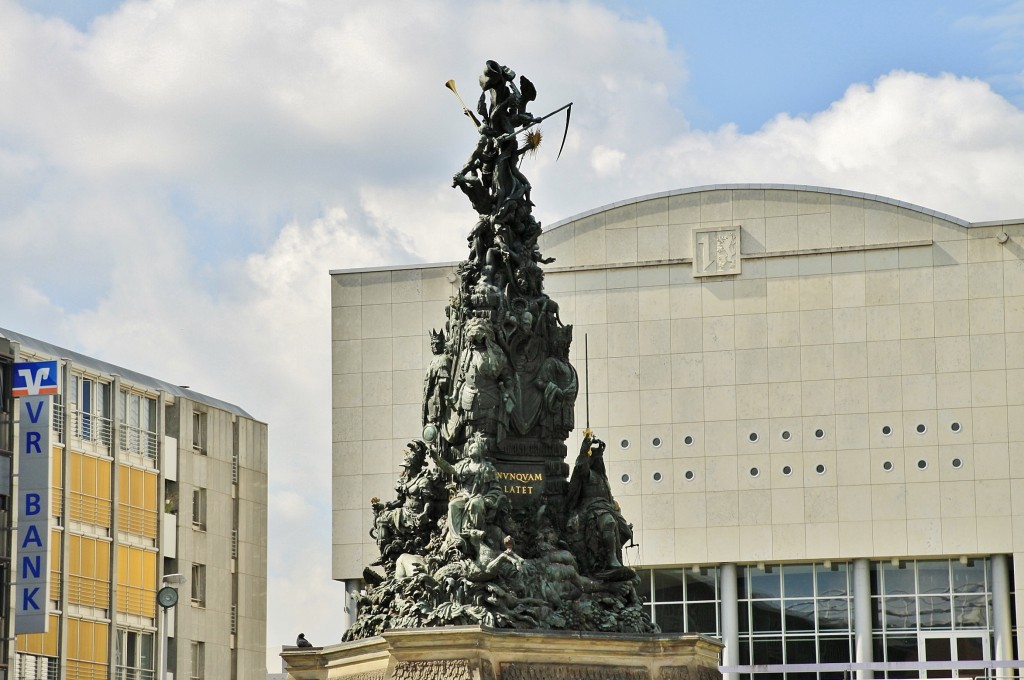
344;61;655;640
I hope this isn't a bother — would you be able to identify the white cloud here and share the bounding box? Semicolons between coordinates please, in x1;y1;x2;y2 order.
590;145;626;177
2;0;1024;672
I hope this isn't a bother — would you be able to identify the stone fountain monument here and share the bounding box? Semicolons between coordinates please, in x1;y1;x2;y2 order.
282;60;723;680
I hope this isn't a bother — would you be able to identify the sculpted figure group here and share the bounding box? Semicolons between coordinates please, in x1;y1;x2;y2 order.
344;61;655;641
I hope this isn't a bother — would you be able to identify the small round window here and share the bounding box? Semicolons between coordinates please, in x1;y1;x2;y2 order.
620;439;631;449
951;422;962;433
916;424;927;434
683;435;694;446
684;470;695;481
652;471;663;482
749;467;760;477
952;458;963;469
782;465;793;476
652;437;662;448
621;473;631;484
781;430;792;441
883;460;894;472
814;428;825;440
917;459;928;470
749;432;759;443
882;425;892;436
815;464;826;475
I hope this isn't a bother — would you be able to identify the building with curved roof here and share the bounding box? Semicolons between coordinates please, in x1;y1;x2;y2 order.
331;185;1024;678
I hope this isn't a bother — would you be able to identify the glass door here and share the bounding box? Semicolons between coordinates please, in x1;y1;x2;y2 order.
919;632;988;680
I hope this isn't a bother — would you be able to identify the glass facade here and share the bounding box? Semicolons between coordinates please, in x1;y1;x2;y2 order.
738;562;854;676
637;566;721;635
872;558;993;679
640;558;1000;680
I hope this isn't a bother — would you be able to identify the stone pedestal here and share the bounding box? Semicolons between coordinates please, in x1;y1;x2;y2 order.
282;626;723;680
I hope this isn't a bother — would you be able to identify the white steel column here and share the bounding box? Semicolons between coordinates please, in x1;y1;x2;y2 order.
341;579;361;633
853;558;873;680
721;563;739;680
992;554;1013;680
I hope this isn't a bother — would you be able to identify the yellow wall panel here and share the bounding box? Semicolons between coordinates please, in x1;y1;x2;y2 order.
130;470;143;507
16;614;60;657
49;530;62;602
98;458;112;501
97;541;110;578
117;545;128;577
69;452;82;492
66;618;79;658
143;470;158;511
142;550;156;589
69;534;81;573
130;549;143;587
82;456;97;496
51;447;63;489
93;621;109;663
119;465;130;503
82;537;94;578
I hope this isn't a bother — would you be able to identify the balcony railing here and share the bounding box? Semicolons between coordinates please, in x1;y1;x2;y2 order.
118;424;158;462
68;493;112;529
52;402;65;444
119;504;159;540
67;574;111;609
116;585;156;619
114;666;155;680
16;653;59;680
70;411;113;448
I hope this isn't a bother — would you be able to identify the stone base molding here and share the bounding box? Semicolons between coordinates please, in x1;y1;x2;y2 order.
282;626;723;680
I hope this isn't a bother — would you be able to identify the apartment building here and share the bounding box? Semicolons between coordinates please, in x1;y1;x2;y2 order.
0;328;267;680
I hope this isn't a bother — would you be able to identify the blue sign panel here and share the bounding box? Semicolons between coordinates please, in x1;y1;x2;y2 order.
16;395;52;633
12;361;59;397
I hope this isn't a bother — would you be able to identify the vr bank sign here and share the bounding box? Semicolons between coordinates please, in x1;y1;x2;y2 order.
14;360;56;633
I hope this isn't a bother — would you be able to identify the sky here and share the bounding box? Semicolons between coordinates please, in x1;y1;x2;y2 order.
2;0;1024;672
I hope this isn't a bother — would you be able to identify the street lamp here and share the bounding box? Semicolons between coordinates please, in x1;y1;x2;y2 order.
158;573;187;680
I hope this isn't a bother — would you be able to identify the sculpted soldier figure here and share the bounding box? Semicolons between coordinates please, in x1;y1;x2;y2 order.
534;325;578;442
446;317;516;443
566;436;633;574
422;329;451;427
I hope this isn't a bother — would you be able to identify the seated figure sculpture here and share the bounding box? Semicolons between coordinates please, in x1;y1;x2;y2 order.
370;441;444;565
430;433;506;559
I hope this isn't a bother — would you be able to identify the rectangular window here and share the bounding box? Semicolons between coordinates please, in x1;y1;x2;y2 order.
192;411;206;454
69;375;113;447
639;566;721;636
191;564;206;607
116;545;157;618
68;534;111;609
118;465;159;539
115;629;155;679
118;390;158;461
190;640;205;680
192;488;207;531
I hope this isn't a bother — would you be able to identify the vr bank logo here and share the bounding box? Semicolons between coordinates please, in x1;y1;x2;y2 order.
12;360;58;397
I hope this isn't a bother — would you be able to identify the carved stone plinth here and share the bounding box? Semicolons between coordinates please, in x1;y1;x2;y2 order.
282;626;723;680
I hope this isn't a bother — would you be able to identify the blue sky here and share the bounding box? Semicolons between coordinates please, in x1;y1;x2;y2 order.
2;0;1023;671
612;1;1024;131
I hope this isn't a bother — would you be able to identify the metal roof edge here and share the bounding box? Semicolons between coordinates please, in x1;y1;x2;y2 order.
542;184;976;231
329;260;460;276
0;327;257;420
